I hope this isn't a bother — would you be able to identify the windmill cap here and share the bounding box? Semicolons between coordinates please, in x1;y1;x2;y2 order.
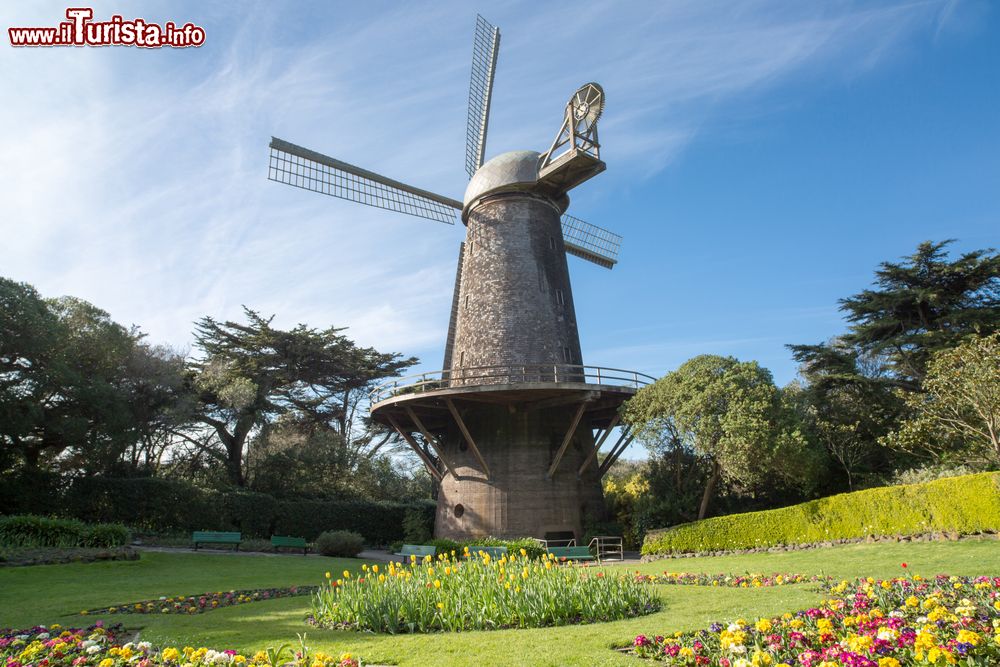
463;150;546;221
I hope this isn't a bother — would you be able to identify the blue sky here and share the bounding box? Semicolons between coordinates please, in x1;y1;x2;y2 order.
2;2;997;456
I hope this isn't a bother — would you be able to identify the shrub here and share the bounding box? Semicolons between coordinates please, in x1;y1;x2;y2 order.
81;522;131;548
402;506;433;544
890;463;981;486
427;538;461;554
468;536;546;560
313;551;659;632
315;530;364;557
642;472;1000;556
0;515;130;548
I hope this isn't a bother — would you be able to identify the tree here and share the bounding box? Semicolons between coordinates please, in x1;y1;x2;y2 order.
623;355;812;520
0;278;185;475
824;240;999;389
786;241;999;485
184;308;416;486
786;343;905;490
0;279;178;474
244;414;429;500
885;332;1000;467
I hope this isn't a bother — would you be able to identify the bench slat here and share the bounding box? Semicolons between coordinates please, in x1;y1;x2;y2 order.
547;546;596;560
394;544;436;558
192;531;242;551
271;535;309;555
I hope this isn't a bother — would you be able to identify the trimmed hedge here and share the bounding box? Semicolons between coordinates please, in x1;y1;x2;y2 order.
65;477;222;531
58;476;435;545
642;472;1000;556
0;515;130;548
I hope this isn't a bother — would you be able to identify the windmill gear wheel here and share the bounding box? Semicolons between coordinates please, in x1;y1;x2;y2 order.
570;83;604;128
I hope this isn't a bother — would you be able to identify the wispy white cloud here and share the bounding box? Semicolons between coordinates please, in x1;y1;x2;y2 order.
0;0;962;370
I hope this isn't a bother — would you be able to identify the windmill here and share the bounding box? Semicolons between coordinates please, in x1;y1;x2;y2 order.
267;15;652;541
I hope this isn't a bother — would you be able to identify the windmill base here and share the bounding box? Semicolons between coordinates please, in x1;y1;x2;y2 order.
432;400;607;542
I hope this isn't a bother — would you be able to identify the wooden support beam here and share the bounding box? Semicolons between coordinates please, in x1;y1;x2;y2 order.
386;414;443;481
599;427;634;477
405;406;458;479
546;400;588;480
577;411;621;477
445;398;491;480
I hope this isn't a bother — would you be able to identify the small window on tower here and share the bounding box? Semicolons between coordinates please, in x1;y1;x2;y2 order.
562;346;572;363
555;289;565;306
465;295;469;308
548;236;556;250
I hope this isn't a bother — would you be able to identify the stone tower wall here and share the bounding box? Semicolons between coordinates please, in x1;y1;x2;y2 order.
450;194;583;379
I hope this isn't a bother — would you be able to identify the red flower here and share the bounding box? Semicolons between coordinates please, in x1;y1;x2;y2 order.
901;563;908;568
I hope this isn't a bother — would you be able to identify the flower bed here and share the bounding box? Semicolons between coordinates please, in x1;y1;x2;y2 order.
0;623;360;667
628;574;1000;665
636;572;828;588
312;549;660;633
81;586;317;615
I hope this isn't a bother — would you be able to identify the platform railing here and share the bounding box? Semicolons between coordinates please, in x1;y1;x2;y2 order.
589;535;624;562
531;537;577;548
370;364;657;404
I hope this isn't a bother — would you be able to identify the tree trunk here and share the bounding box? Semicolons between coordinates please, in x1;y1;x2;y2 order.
698;460;721;520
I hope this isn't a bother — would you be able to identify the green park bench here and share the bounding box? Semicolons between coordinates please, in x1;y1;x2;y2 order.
192;531;242;551
395;544;436;559
547;546;596;561
271;535;309;555
466;545;507;560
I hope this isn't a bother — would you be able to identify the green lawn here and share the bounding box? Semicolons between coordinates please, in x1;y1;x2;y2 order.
1;539;998;666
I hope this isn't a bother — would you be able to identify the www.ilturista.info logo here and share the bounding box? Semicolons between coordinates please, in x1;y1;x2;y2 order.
9;8;205;48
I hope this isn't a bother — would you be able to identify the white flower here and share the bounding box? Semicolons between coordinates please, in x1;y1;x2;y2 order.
138;642;152;650
730;645;747;654
727;623;743;632
37;633;50;640
87;646;102;654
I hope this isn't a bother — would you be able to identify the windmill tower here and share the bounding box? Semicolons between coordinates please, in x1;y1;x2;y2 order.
267;16;652;541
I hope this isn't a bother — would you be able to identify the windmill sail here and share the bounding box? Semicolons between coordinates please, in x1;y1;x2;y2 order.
465;15;501;178
561;214;621;269
269;137;460;224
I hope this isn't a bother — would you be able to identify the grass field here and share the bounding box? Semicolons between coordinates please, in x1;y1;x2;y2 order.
1;538;998;666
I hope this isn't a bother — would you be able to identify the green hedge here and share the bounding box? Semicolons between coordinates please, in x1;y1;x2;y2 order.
0;515;130;548
59;476;434;545
65;477;222;531
642;472;1000;556
274;499;436;544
